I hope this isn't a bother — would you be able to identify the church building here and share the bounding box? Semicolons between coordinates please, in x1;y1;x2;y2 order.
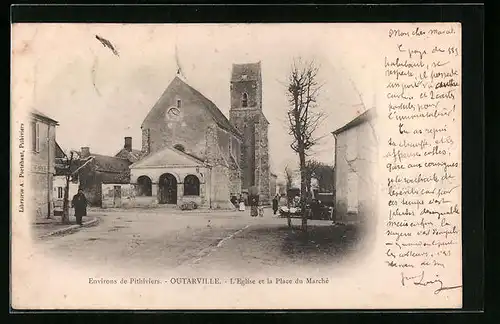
129;62;271;209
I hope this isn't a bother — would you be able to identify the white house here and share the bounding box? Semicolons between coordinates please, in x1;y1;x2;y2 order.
332;108;378;223
52;175;79;215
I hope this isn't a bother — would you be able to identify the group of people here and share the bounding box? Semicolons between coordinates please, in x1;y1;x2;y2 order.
231;195;247;212
230;193;286;217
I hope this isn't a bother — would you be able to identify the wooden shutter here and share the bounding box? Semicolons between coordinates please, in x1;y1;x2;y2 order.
35;122;40;152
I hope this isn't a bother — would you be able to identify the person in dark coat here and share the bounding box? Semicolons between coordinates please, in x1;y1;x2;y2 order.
72;189;88;225
230;195;238;208
272;194;279;215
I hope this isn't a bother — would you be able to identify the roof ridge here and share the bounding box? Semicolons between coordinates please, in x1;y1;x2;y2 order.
91;153;130;161
331;107;376;135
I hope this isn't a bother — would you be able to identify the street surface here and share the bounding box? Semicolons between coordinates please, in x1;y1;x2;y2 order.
36;207;363;274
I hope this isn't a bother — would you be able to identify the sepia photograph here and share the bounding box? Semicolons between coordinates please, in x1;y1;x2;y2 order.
11;22;462;309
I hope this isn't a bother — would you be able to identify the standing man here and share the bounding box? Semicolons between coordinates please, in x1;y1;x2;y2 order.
72;189;88;225
272;194;279;215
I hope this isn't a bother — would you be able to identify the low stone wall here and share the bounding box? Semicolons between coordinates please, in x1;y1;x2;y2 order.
101;184;134;208
178;195;203;207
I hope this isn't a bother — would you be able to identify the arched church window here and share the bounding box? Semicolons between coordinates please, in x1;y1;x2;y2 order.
184;175;200;196
241;92;248;108
136;176;152;197
177;99;182;109
174;144;185;152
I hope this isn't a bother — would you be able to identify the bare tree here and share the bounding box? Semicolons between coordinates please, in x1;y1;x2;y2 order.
284;165;294;192
285;58;325;231
283;164;295;228
58;150;81;224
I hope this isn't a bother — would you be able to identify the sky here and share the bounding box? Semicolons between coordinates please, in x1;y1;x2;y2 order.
12;23;377;180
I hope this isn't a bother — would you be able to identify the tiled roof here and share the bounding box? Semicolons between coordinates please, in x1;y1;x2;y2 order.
92;154;131;173
75;154;131;184
130;149;142;158
231;62;261;82
179;78;242;138
142;76;242;139
115;148;143;163
55;156;84;176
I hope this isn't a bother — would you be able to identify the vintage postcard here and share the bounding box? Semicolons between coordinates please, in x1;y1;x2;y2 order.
11;23;462;309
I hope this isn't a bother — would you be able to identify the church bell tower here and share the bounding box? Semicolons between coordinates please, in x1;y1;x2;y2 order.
229;62;271;204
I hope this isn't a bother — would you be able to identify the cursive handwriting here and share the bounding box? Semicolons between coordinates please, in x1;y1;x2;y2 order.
383;24;462;298
400;271;462;295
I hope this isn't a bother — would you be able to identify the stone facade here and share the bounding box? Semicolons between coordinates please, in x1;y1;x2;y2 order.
101;183;135;208
229;62;271;205
141;128;151;156
130;164;209;208
140;76;241;162
134;76;242;209
255;116;271;204
28;110;58;219
333;109;378;223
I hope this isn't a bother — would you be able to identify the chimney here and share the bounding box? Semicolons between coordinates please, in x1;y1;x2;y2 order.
80;147;90;159
124;137;132;152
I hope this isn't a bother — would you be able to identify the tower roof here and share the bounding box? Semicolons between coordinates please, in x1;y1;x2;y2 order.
231;62;261;82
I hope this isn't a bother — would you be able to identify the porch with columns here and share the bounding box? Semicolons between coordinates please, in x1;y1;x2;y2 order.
130;167;210;208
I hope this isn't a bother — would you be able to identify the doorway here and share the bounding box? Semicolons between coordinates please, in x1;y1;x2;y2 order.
113;185;122;207
159;173;177;204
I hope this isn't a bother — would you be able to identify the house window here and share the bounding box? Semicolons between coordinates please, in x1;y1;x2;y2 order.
177;99;182;109
241;92;248;107
31;121;40;152
57;187;64;199
184;175;200;196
